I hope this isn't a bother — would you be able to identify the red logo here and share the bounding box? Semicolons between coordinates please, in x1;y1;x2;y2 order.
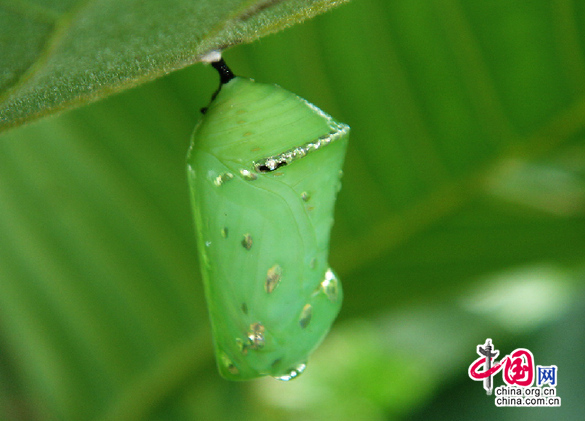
468;339;534;394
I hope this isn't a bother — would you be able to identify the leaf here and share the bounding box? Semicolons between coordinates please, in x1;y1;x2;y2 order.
0;0;584;420
0;0;349;132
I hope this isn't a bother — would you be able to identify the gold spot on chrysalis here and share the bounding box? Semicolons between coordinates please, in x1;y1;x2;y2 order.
242;234;252;250
213;172;234;187
265;264;282;293
240;169;257;180
321;268;339;302
299;304;312;328
247;322;265;350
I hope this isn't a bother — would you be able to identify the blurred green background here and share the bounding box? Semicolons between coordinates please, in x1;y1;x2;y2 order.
1;0;584;419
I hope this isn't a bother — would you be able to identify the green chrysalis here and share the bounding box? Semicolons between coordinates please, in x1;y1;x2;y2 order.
187;59;349;381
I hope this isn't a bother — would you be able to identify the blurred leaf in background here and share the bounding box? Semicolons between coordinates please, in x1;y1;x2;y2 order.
1;0;584;420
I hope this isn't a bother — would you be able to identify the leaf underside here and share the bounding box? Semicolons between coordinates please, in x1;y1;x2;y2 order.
0;0;348;132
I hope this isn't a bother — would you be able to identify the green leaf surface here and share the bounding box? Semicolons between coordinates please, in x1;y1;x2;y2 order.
0;0;348;132
0;0;584;420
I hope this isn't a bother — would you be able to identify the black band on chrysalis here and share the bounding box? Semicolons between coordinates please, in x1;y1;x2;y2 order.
212;59;235;84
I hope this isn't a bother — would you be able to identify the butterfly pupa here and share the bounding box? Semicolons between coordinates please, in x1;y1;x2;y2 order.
187;59;348;381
